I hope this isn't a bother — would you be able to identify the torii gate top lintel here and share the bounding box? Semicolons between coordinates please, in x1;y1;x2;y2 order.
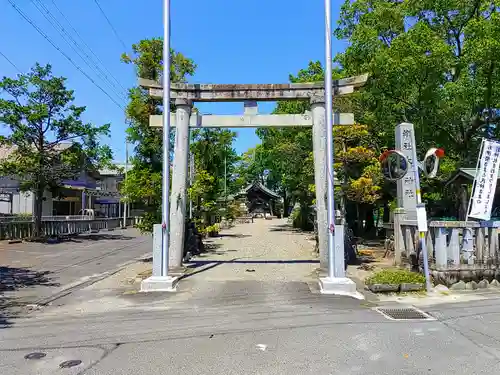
138;73;368;102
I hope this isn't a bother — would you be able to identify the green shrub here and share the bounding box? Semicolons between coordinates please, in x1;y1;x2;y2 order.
205;223;220;233
365;269;426;285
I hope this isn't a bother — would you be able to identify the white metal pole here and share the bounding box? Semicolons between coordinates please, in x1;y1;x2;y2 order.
189;151;194;219
161;0;171;277
224;144;227;207
324;0;336;279
123;141;129;227
465;138;485;224
463;138;485;264
410;144;432;293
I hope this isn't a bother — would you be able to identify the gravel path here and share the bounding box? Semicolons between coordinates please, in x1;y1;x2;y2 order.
187;218;319;282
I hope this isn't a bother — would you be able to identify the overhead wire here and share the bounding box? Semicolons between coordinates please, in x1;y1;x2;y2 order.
49;0;129;95
91;0;133;162
92;0;128;51
6;0;125;110
0;51;21;73
30;0;127;101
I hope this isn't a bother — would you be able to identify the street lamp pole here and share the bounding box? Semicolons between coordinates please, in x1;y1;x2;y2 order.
140;0;177;291
318;0;360;297
324;0;336;279
161;0;172;277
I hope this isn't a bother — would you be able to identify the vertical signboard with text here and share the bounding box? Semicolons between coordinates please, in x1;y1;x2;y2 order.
468;139;500;221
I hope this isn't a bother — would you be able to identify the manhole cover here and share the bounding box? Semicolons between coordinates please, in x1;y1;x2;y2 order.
25;352;46;360
376;307;435;321
59;360;82;368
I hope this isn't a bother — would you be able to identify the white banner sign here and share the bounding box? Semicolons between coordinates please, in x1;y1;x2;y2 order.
469;139;500;220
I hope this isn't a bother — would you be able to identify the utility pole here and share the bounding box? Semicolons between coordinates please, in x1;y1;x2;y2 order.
123;141;128;227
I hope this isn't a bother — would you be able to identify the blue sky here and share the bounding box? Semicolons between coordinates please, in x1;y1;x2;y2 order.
1;0;347;162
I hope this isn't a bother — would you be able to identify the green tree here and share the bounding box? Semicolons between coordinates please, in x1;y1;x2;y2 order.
233;145;267;187
335;124;383;235
189;128;239;226
0;63;112;236
120;38;196;232
254;61;380;229
335;0;500;164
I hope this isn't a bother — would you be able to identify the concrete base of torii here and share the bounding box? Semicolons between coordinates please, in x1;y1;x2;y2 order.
141;276;179;292
139;225;179;292
319;277;365;299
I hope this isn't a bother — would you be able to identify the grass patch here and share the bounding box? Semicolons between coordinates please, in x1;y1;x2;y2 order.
365;269;426;285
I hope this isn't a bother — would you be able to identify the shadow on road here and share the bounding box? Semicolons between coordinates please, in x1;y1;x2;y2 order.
67;233;136;243
268;224;314;234
216;233;252;239
181;259;320;280
0;266;60;328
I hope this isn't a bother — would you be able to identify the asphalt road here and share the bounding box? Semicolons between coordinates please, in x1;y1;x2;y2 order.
1;228;151;308
2;221;500;374
1;280;500;374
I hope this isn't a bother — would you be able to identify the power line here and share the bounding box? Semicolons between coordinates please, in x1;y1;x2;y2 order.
30;0;127;101
0;51;21;73
92;0;128;51
48;0;129;95
6;0;125;110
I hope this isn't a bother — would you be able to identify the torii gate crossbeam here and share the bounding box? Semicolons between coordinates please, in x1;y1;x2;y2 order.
140;0;368;299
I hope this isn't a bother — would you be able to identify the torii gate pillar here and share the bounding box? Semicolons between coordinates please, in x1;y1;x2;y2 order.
169;99;192;270
310;97;328;270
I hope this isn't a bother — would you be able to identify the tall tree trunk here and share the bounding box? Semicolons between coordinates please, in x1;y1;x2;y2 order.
34;186;44;238
355;203;362;237
382;201;390;223
283;191;290;217
364;204;375;238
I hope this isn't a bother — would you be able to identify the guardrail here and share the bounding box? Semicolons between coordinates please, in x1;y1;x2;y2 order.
0;216;142;241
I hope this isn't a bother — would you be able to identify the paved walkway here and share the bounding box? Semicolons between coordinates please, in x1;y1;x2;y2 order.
27;218;323;317
186;218;319;282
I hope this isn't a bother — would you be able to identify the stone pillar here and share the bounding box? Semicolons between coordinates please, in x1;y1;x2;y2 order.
393;208;405;266
311;97;328;270
169;99;192;271
395;123;418;220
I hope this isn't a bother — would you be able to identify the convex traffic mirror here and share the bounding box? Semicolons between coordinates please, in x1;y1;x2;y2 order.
422;148;445;178
379;150;409;181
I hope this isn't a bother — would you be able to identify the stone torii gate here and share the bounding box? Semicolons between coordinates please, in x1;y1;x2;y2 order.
139;75;367;275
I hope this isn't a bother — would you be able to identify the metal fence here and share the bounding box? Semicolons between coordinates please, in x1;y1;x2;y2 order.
0;216;141;241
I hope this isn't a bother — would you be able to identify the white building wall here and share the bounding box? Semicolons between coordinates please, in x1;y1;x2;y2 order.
6;190;53;216
12;191;33;214
0;200;11;214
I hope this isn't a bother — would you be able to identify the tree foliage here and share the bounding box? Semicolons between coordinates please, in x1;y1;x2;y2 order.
189;128;239;226
0;63;112;235
250;61;383;230
121;38;240;232
120;38;196;232
335;0;500;164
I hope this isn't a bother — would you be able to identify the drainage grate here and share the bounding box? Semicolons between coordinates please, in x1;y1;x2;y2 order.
375;307;435;321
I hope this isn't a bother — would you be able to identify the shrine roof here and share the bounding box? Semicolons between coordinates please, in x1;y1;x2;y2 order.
241;182;281;200
445;168;500;187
